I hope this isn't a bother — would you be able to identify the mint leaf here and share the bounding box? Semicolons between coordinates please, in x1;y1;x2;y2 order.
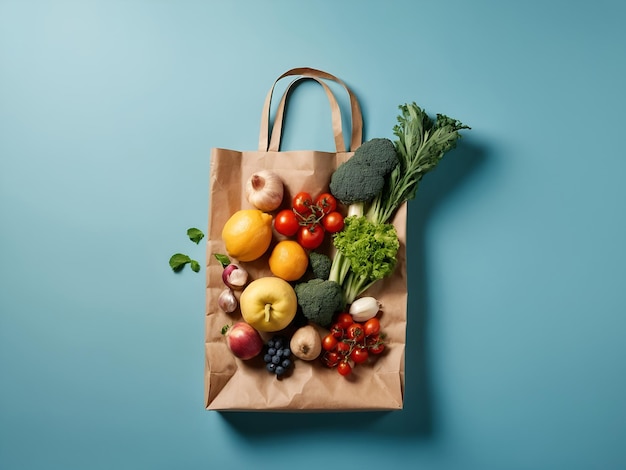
190;260;201;272
170;253;192;272
187;228;204;244
213;253;231;268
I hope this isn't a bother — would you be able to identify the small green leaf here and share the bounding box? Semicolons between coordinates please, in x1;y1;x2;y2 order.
190;260;201;272
187;228;204;244
169;253;191;272
213;253;231;268
221;324;231;335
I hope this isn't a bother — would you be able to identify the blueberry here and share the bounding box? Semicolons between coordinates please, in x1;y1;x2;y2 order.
267;339;275;348
274;338;283;349
275;366;285;376
266;363;276;373
271;355;281;364
276;349;284;357
281;359;292;369
263;354;272;363
267;347;276;356
282;348;291;358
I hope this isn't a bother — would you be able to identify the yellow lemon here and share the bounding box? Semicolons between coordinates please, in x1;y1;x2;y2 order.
240;277;298;332
268;240;309;281
221;209;273;262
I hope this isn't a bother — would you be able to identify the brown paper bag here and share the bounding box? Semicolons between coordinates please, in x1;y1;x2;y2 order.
205;68;407;411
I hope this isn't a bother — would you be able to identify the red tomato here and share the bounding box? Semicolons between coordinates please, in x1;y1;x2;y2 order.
315;193;337;215
350;346;369;364
297;224;325;249
366;333;380;346
330;324;344;339
337;361;352;376
364;318;380;337
337;340;351;354
322;351;341;368
335;313;353;329
322;334;338;351
292;192;313;216
368;342;385;355
323;351;341;367
347;323;365;342
274;209;300;237
322;211;344;233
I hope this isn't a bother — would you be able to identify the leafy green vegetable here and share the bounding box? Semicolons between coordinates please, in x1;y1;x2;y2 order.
169;228;205;273
169;253;201;273
329;215;400;304
327;103;469;304
187;227;205;244
170;253;192;272
366;103;470;224
213;253;231;268
190;260;200;272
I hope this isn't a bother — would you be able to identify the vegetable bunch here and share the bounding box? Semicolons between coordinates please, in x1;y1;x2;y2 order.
329;103;469;303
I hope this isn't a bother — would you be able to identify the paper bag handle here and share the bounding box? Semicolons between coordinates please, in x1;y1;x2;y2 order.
268;76;344;152
258;67;363;152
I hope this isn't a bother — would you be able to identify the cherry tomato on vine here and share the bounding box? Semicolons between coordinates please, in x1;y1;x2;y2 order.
364;318;381;337
315;193;337;215
292;191;313;216
347;323;365;342
366;333;380;346
366;334;385;354
337;361;352;376
323;351;341;368
335;313;354;329
330;324;344;339
322;211;344;233
322;334;338;351
297;223;325;249
368;342;385;355
350;346;369;364
337;341;351;354
274;209;300;237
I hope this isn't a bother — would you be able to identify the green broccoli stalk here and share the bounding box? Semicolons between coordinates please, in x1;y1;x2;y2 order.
328;216;400;304
294;279;345;327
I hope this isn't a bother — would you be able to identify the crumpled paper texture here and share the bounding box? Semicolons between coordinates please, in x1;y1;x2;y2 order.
205;147;407;411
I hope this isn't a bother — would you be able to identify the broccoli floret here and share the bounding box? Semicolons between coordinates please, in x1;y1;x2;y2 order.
308;251;332;280
353;138;399;176
329;138;399;207
294;279;345;327
329;163;384;206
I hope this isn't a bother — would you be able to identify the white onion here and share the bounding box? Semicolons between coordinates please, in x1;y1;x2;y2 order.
349;296;380;322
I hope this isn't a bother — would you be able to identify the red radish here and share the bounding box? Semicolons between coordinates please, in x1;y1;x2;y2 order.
221;322;263;360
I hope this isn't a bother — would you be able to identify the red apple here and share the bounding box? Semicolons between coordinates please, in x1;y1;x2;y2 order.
222;322;263;360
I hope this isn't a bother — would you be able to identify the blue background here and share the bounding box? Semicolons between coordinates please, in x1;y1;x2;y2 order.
1;1;625;469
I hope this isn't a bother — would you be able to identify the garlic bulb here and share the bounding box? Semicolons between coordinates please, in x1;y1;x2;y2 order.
349;296;381;322
245;170;284;212
218;288;238;313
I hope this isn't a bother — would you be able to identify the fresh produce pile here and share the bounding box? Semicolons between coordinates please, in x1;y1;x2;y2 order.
201;103;469;379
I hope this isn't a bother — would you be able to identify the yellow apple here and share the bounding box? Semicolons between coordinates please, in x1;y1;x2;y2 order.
239;277;297;332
